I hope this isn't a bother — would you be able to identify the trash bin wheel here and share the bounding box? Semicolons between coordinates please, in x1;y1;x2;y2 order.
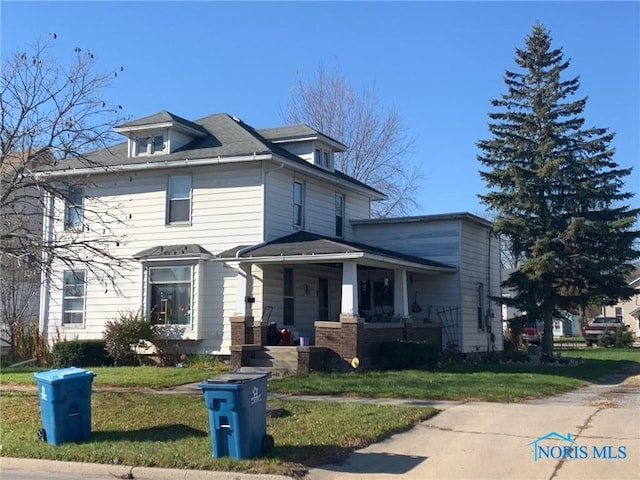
37;428;46;442
261;434;275;453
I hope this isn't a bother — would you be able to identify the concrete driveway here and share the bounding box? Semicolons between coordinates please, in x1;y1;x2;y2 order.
306;368;640;480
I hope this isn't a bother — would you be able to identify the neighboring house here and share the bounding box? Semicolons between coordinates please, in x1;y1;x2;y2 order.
0;150;48;349
36;111;503;367
602;276;640;339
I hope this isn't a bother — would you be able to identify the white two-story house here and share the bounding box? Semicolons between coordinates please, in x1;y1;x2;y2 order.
37;111;503;365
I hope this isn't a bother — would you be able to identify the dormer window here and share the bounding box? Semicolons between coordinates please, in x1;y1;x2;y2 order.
136;135;165;156
314;147;332;169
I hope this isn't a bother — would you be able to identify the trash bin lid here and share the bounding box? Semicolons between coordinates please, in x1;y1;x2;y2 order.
202;372;269;384
33;367;95;383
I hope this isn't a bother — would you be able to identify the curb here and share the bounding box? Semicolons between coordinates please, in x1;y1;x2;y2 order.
1;457;295;480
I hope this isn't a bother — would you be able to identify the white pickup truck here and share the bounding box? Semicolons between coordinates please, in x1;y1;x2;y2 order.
581;316;623;347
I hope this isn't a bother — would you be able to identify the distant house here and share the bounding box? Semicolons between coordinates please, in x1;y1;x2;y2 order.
602;275;640;339
36;111;503;369
0;149;50;349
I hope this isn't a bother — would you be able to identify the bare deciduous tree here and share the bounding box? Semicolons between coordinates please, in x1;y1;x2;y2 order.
1;37;131;330
283;64;424;217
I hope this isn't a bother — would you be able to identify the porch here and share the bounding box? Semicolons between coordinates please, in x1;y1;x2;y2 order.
221;231;455;373
230;316;443;374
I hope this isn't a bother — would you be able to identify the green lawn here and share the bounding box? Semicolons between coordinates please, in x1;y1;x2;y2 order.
268;348;640;402
1;347;637;475
0;390;435;476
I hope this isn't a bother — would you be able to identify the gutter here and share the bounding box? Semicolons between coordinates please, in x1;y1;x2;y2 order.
34;153;273;179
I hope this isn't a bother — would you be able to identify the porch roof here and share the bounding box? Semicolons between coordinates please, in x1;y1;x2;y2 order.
215;231;457;273
133;244;213;261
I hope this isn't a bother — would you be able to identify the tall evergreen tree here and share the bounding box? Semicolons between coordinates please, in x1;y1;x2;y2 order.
477;23;639;355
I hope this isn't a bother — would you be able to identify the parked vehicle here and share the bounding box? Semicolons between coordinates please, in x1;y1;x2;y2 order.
522;324;543;345
581;316;623;347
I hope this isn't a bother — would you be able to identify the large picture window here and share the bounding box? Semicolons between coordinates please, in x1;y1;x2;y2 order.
149;266;192;325
63;270;86;324
167;175;191;224
64;188;84;230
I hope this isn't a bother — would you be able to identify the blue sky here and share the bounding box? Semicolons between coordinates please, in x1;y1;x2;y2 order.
2;1;638;218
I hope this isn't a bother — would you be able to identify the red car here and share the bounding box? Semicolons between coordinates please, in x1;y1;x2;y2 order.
522;326;542;345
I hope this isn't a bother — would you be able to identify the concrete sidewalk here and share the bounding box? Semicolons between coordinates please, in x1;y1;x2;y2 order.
305;368;640;480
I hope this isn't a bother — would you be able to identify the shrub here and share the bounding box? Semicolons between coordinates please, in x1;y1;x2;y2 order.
52;340;110;367
11;321;51;366
597;324;635;349
104;310;155;365
379;340;440;370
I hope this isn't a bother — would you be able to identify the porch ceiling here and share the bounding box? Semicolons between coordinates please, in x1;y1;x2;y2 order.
215;231;456;273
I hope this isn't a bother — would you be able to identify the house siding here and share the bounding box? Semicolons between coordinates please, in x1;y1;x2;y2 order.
45;163;265;354
264;167;370;241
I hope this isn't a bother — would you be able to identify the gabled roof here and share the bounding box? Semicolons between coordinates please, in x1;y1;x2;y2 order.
216;231;456;273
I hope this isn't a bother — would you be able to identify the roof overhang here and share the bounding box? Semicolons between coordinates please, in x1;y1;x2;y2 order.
219;251;455;273
114;121;208;138
35;153;273;179
133;244;212;262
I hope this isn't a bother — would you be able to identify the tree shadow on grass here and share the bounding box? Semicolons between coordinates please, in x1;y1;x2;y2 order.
93;424;207;443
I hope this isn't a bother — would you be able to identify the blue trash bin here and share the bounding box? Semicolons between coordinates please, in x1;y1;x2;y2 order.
33;367;96;446
198;372;273;459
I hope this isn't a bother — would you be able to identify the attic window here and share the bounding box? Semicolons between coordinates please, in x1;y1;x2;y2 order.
136;135;165;156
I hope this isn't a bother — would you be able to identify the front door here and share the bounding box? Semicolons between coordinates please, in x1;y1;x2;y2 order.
318;278;329;320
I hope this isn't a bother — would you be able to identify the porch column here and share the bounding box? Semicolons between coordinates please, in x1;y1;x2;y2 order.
394;268;409;317
340;260;359;318
235;263;252;316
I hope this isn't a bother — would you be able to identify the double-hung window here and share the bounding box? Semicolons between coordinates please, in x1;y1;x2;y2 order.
149;265;192;325
167;175;191;224
63;270;86;324
64;188;84;230
335;193;345;237
293;181;304;228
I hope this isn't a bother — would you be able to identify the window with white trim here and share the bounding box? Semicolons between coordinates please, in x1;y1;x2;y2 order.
167;175;191;224
335;193;344;237
148;265;192;325
136;134;165;156
63;270;86;324
293;181;304;227
64;188;84;230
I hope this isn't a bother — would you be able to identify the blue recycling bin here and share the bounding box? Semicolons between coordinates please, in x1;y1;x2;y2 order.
33;367;95;446
198;372;273;459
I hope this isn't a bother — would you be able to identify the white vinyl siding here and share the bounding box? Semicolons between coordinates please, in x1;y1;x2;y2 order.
264;168;370;241
45;163;264;352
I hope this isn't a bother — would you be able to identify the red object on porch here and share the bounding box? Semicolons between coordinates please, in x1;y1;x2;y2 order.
280;329;292;346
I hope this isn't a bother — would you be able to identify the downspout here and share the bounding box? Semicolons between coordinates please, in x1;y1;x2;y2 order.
39;192;54;342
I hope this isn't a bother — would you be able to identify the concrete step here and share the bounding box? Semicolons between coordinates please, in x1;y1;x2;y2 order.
242;346;299;376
